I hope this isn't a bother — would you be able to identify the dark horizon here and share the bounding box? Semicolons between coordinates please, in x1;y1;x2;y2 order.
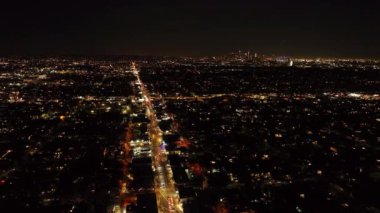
1;53;380;60
1;0;379;58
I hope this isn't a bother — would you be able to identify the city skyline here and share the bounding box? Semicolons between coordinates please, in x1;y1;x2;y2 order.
1;0;380;58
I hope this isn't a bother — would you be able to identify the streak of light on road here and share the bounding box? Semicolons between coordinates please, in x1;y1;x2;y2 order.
130;62;183;213
0;150;12;160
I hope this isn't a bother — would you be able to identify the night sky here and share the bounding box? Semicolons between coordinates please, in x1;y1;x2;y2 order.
1;0;379;58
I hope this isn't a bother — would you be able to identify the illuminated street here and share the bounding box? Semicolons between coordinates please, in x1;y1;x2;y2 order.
131;62;183;213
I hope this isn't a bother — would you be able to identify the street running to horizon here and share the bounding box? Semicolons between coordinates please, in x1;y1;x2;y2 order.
131;62;183;213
